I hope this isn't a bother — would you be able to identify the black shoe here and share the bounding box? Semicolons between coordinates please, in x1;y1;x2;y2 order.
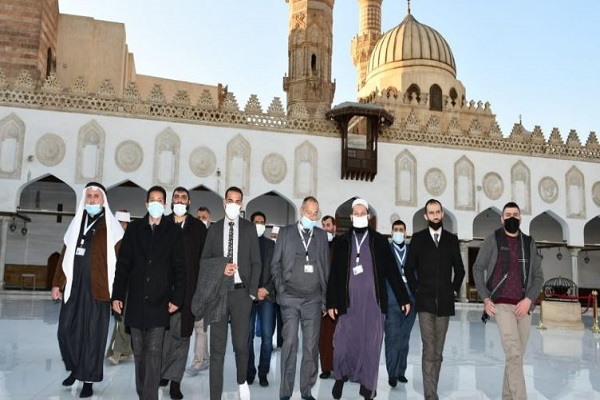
398;375;408;383
258;374;268;387
301;396;316;400
246;374;255;385
62;372;76;387
170;381;183;399
319;371;331;379
388;377;397;387
280;397;290;400
359;384;376;399
332;379;344;399
80;382;93;398
159;378;169;387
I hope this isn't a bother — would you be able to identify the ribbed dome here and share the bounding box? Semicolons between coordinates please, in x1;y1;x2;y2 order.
368;13;456;76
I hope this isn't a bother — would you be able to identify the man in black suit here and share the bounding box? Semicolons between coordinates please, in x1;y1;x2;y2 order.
246;211;276;387
404;199;465;400
201;186;261;400
112;185;186;400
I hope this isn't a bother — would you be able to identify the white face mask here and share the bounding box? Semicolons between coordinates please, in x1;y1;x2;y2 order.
147;201;165;219
255;223;266;237
224;203;241;220
352;215;369;229
202;219;210;228
172;203;187;217
392;232;405;245
326;232;334;242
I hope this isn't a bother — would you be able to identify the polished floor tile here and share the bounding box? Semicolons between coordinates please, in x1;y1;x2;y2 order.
1;292;599;399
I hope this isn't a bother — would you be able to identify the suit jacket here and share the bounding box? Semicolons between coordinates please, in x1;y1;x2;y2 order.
404;228;465;316
258;235;276;302
112;214;186;330
201;217;261;299
270;222;329;309
170;213;207;337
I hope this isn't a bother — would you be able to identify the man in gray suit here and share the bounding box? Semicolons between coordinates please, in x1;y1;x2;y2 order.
200;186;261;400
271;196;329;400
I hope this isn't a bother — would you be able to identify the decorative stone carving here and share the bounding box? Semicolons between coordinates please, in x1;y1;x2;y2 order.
222;92;240;112
115;140;144;172
262;153;287;184
41;73;61;94
153;128;180;187
189;146;216;178
244;95;263;114
294;141;317;198
538;177;558;203
0;113;25;179
97;78;116;98
448;117;462;135
565;166;585;219
76;120;105;183
592;181;600;207
511;161;531;215
267;97;286;117
454;156;475;210
226;134;251;194
15;70;34;91
197;90;216;109
395;150;417;206
0;68;7;89
172;90;190;106
148;84;165;103
482;172;503;200
424;168;446;196
289;103;309;119
36;133;66;167
123;82;141;102
71;76;88;95
404;111;420;131
425;116;442;135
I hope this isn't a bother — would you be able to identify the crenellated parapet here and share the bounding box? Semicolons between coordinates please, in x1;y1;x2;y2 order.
0;69;598;163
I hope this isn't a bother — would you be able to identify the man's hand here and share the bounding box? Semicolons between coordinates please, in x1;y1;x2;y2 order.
483;297;495;317
224;262;238;276
168;302;179;313
112;300;123;314
514;297;531;318
401;303;411;316
51;286;62;301
327;308;338;320
257;287;268;301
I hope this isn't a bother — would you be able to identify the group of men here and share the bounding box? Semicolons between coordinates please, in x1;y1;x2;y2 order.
51;181;543;400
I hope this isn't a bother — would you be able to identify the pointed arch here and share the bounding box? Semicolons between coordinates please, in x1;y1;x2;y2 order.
429;84;443;111
454;156;475;211
0;112;25;179
530;210;568;244
294;140;317;198
246;190;297;229
76;120;105;183
472;207;501;239
226;134;251;195
511;161;531;215
153;127;181;189
565;166;585;219
395;150;416;206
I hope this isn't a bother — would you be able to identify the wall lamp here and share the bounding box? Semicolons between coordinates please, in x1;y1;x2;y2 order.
21;222;28;236
556;248;563;260
584;251;590;264
9;217;17;232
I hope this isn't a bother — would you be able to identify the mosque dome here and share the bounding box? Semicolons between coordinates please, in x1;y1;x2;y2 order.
367;13;456;78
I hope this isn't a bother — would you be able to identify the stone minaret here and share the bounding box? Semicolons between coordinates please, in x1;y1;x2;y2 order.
283;0;336;117
0;0;59;82
351;0;383;92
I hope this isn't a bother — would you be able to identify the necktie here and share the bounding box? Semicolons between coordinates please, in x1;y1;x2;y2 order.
434;233;439;247
227;221;234;263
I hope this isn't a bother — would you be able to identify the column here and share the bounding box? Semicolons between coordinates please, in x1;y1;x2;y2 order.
569;248;580;291
0;218;8;289
459;242;469;302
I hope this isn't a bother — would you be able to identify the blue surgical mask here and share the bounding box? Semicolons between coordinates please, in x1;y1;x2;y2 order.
147;201;165;218
301;215;316;230
392;232;405;245
85;203;101;216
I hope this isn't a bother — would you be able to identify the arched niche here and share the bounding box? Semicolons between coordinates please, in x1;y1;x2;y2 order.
454;156;475;211
412;205;457;235
153;127;180;188
0;112;25;179
529;211;567;244
106;180;147;219
472;207;501;239
76;120;105;183
226;134;251;195
246;191;297;232
294;141;317;198
334;197;378;235
511;161;531;215
395;149;417;207
565;166;586;219
189;184;224;223
584;216;600;246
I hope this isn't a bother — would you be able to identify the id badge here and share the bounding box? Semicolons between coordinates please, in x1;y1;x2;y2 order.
353;265;363;275
75;247;86;256
304;264;314;273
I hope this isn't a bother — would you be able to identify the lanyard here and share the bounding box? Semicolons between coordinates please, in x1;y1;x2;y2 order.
297;225;313;263
353;231;368;265
393;245;406;267
83;215;98;236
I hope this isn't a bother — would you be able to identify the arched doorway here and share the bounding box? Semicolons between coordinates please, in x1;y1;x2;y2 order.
246;191;296;236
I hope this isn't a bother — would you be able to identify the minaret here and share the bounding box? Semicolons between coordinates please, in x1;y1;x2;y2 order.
283;0;336;116
351;0;383;92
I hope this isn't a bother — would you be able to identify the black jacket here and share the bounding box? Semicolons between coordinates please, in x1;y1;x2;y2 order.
112;214;186;330
326;228;410;316
258;235;276;302
404;228;465;316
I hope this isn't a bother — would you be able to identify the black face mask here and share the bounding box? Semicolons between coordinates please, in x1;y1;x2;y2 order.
428;220;442;230
503;217;520;234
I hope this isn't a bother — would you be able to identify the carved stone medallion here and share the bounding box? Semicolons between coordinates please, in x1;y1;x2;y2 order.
592;181;600;207
424;168;446;196
538;177;559;203
115;140;143;172
189;146;216;177
482;172;503;200
36;133;65;166
262;153;287;184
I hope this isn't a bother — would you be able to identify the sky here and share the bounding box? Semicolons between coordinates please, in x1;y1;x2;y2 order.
58;0;600;140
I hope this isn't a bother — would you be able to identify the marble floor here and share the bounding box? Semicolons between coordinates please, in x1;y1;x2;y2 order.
1;291;599;400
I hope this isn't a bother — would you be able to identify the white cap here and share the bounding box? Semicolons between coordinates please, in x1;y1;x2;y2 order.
351;198;369;211
271;226;280;234
114;211;131;222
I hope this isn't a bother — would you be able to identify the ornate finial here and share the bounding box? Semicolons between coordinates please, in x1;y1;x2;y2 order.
519;114;522;125
407;0;411;15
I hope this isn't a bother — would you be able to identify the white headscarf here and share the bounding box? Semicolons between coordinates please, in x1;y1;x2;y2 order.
61;184;124;302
